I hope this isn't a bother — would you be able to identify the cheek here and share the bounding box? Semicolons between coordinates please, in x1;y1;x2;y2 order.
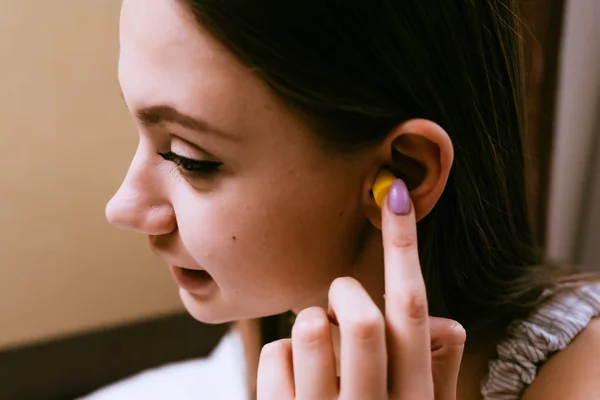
176;183;364;296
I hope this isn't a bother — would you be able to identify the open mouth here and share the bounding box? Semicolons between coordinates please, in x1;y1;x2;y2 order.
181;268;212;281
169;266;216;294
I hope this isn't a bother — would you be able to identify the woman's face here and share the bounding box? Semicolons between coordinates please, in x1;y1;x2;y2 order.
107;0;381;323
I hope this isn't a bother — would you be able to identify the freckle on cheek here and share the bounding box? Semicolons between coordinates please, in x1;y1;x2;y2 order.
232;236;237;241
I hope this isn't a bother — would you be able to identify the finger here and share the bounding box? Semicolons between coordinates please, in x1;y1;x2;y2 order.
257;339;295;400
382;179;433;399
291;307;338;400
329;277;387;400
430;317;466;400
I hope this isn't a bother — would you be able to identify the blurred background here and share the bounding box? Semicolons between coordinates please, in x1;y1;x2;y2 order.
0;0;598;399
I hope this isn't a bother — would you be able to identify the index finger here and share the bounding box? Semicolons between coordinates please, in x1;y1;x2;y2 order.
381;179;433;399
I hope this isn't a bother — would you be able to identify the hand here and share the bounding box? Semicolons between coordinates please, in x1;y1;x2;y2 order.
256;179;466;399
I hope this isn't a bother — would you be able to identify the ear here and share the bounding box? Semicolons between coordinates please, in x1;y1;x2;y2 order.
365;119;454;229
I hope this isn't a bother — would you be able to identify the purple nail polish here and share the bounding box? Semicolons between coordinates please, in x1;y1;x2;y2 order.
388;179;411;215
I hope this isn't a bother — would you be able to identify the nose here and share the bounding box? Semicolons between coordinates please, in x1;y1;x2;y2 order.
106;151;176;235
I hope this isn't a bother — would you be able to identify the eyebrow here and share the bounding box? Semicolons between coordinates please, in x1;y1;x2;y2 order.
135;105;238;141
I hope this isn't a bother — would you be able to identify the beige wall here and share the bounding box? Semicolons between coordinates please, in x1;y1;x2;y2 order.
0;1;183;350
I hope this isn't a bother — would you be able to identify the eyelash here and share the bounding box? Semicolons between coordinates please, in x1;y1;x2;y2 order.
157;151;222;179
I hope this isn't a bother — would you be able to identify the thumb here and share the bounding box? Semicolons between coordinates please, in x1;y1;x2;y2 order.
429;317;466;400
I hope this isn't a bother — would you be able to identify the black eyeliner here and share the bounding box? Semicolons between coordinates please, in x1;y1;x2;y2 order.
157;151;222;177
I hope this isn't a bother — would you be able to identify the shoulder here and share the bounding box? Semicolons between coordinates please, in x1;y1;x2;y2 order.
522;317;600;399
481;282;600;399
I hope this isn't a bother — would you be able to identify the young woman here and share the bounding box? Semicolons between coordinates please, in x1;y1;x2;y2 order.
99;0;600;398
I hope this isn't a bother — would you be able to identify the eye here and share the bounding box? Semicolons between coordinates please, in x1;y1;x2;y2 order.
157;151;222;179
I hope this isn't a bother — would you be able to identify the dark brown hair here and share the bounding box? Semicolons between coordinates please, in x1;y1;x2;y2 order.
180;0;566;337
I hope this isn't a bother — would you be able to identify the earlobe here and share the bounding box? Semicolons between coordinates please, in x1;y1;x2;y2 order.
365;119;453;229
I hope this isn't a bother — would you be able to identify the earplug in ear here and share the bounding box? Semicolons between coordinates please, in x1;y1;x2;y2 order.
372;169;396;208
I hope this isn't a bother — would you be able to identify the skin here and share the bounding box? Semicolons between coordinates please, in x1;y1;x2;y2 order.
108;0;463;397
522;318;600;399
109;0;385;324
107;0;600;398
257;192;466;399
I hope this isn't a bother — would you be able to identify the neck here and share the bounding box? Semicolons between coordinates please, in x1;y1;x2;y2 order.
291;222;387;315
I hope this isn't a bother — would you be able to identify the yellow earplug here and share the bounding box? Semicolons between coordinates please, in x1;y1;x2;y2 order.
372;169;396;208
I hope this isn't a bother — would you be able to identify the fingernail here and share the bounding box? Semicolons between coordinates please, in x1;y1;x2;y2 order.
388;179;411;215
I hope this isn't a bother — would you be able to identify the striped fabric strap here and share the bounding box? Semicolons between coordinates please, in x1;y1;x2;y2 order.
481;283;600;399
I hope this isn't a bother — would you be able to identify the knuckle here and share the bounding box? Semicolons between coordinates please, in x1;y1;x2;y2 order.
345;309;385;340
403;288;429;321
430;319;466;352
391;233;417;249
449;321;467;344
260;340;290;361
329;276;358;295
292;308;329;346
430;317;467;344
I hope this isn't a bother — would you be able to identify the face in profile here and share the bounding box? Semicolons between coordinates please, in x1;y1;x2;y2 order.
106;0;382;323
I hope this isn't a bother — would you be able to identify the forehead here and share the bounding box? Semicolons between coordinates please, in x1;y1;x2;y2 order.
118;0;266;130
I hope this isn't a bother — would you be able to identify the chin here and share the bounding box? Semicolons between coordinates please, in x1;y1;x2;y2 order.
179;290;236;324
180;289;295;325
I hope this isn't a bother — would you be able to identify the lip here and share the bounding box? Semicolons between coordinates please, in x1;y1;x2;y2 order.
168;265;217;296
